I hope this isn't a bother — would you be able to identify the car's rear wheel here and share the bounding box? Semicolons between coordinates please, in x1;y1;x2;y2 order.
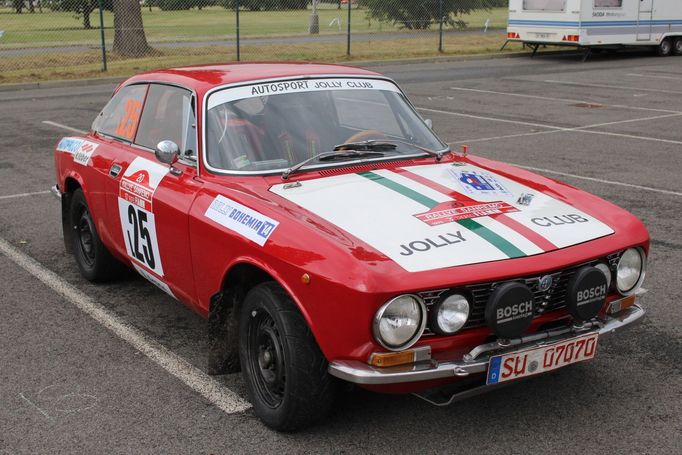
239;282;336;432
673;37;682;56
657;38;673;56
70;189;125;282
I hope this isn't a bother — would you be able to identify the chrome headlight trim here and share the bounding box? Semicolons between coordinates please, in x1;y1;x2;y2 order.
373;294;427;351
616;247;647;296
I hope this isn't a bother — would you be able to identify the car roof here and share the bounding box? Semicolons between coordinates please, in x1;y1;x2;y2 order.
123;62;385;96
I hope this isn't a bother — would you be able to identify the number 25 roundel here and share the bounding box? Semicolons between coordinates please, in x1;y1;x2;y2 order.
117;157;168;277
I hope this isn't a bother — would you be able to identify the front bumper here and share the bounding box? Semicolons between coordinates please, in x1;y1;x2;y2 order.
50;184;61;200
328;303;644;385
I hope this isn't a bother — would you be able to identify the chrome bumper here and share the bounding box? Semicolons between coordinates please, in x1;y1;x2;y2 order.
328;303;645;385
50;185;61;201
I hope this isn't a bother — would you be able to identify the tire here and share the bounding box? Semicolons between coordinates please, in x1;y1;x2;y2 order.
656;38;672;56
69;189;125;282
239;282;336;432
673;37;682;56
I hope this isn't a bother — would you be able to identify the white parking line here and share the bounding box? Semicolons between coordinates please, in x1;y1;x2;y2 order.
42;120;87;135
543;79;682;95
0;238;252;415
449;86;682;114
627;73;682;81
0;190;50;201
511;164;682;198
418;106;682;146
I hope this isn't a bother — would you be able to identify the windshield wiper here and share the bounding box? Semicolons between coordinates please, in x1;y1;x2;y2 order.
335;139;448;161
332;140;398;152
282;149;388;180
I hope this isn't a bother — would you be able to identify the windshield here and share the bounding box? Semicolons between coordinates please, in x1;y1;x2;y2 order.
205;78;447;173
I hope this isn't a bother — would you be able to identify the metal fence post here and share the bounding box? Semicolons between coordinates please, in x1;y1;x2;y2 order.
347;0;351;56
98;0;107;71
236;0;241;62
438;0;444;53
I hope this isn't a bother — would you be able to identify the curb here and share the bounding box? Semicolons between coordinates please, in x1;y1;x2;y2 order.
0;49;581;93
0;76;126;93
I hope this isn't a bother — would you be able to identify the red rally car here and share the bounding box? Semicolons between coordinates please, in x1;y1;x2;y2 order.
52;63;648;431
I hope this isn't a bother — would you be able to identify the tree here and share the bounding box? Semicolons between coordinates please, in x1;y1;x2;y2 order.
49;0;112;30
112;0;153;57
359;0;498;30
13;0;24;13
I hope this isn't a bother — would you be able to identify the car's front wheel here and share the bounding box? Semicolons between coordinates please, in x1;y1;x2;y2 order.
239;282;336;432
70;189;125;282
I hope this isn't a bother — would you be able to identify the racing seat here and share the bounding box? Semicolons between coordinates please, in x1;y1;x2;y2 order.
262;92;333;164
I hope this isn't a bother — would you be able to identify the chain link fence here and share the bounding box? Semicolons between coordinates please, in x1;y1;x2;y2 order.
0;0;509;83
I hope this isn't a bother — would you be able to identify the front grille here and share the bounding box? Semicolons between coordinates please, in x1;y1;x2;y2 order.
418;253;620;335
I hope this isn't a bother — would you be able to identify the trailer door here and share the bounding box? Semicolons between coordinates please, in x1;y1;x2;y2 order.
637;0;654;41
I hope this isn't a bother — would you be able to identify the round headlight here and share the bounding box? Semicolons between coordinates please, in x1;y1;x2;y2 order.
616;248;645;295
373;295;426;351
431;293;470;335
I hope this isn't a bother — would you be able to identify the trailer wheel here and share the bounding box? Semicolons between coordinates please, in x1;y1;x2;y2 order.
657;38;673;56
673;38;682;56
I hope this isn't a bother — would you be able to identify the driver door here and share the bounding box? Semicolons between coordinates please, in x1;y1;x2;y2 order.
97;83;202;308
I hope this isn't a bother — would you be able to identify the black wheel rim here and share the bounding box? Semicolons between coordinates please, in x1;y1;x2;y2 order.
676;41;682;53
247;309;286;408
76;207;96;267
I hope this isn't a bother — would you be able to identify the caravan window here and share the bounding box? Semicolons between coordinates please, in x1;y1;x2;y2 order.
594;0;622;7
522;0;565;11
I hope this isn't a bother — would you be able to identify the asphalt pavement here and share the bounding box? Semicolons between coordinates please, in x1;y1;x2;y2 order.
1;51;681;454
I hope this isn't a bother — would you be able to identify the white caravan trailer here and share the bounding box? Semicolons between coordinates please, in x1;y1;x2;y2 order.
505;0;682;57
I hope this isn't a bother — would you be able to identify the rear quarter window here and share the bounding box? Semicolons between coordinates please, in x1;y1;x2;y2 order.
92;84;148;141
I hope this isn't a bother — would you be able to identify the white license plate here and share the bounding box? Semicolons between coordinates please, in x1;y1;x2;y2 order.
534;33;553;39
486;333;599;385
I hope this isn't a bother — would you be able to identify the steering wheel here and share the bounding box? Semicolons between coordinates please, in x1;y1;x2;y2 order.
343;129;387;144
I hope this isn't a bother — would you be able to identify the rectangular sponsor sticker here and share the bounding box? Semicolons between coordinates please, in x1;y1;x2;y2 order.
56;137;98;166
450;168;512;197
414;200;519;226
205;195;279;247
208;78;401;109
118;157;169;211
132;264;175;299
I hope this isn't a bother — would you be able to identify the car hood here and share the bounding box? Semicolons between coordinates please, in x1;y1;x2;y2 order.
269;159;615;273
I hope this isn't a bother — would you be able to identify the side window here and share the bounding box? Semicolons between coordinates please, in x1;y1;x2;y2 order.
594;0;621;7
522;0;566;11
92;84;148;141
135;84;196;158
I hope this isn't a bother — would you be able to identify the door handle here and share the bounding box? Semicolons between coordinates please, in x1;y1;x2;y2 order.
109;163;122;178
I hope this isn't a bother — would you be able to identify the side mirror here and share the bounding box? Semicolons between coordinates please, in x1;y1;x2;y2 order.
424;118;433;129
155;140;180;166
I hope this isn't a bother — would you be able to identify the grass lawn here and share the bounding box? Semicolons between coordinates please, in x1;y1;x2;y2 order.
0;31;528;84
0;6;517;84
0;6;509;47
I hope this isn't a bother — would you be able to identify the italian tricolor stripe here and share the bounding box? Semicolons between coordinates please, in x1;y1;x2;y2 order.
358;171;526;259
394;168;558;252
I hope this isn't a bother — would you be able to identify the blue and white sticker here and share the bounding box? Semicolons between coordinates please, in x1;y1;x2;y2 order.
451;169;512;197
56;137;98;166
205;195;279;247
